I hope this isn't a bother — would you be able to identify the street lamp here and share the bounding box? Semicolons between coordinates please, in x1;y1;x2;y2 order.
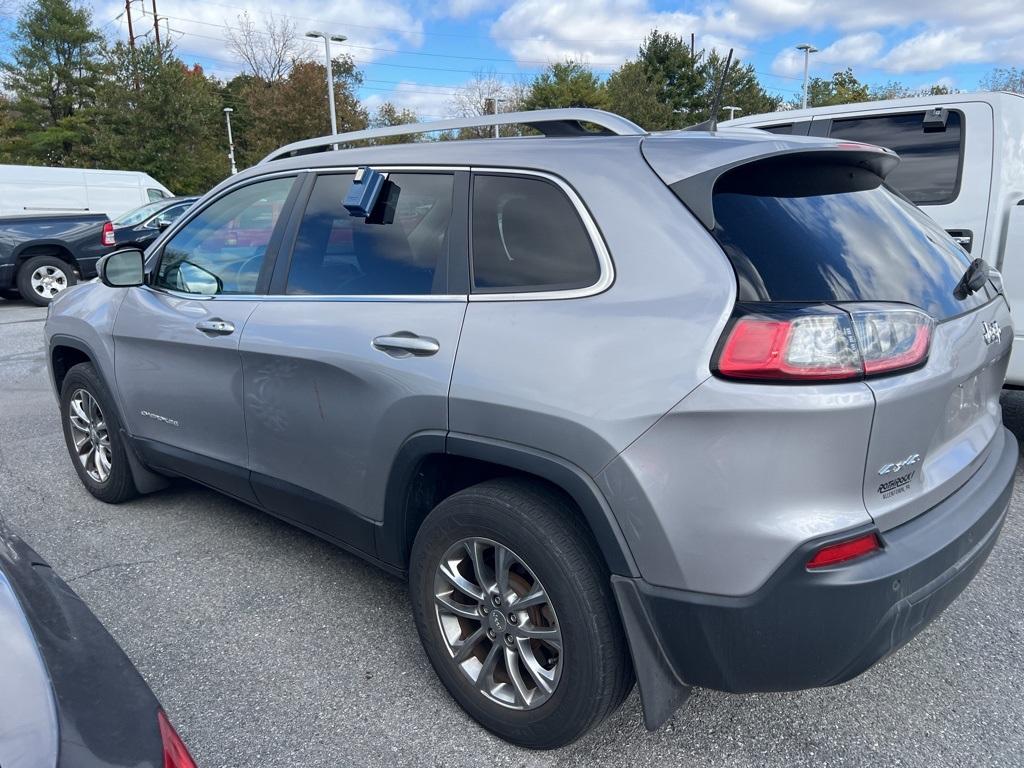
223;107;237;175
485;96;507;138
723;105;742;121
306;30;348;142
796;43;818;110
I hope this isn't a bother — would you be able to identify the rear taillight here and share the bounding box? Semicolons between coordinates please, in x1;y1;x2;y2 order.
807;532;882;569
715;304;934;382
101;221;115;246
157;709;197;768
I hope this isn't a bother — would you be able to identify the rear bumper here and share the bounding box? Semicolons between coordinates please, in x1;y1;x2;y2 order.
614;425;1017;728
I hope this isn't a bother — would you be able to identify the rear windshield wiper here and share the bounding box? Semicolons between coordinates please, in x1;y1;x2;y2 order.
953;258;990;300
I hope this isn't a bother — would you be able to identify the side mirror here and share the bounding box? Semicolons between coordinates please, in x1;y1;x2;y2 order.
156;217;172;231
97;248;145;288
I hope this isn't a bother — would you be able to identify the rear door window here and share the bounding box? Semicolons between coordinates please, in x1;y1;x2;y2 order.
285;172;454;296
708;158;988;320
827;111;963;204
470;174;599;293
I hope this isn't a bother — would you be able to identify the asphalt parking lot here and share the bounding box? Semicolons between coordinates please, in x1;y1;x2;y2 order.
2;296;1023;768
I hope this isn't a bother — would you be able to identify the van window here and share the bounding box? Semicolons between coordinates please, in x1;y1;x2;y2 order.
827;111;963;205
148;188;167;202
286;172;454;296
471;174;599;293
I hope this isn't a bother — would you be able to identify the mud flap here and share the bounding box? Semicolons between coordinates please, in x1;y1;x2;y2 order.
611;575;692;730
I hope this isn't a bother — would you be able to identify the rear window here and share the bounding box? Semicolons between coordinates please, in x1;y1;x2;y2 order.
827;111;963;205
708;159;988;320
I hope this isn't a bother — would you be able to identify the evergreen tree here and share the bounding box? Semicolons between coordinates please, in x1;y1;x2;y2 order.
0;0;105;164
523;61;607;110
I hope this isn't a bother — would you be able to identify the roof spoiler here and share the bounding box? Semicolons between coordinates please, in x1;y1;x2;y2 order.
642;141;901;230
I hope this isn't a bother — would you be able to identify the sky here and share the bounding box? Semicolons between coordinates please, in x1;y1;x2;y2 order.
3;0;1024;119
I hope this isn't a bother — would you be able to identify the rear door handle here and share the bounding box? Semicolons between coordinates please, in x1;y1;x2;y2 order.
372;332;440;357
195;319;235;335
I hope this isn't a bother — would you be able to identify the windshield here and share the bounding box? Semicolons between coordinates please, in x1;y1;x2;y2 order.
707;162;991;320
114;200;171;227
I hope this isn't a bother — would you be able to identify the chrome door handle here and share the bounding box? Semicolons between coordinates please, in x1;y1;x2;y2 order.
372;333;440;357
195;319;235;335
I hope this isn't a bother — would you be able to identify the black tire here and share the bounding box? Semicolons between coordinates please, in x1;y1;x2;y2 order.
410;478;634;749
59;362;138;503
17;254;77;306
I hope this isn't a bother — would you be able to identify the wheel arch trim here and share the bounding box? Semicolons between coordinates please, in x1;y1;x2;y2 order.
378;431;640;578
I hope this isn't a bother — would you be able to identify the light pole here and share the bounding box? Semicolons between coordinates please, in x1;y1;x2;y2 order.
723;105;742;121
223;107;237;175
485;96;507;138
307;30;347;141
796;43;818;109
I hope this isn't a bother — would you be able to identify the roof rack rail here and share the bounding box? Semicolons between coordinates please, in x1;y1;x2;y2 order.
259;108;647;164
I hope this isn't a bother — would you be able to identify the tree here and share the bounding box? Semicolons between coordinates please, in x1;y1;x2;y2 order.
446;71;526;139
523;60;607;110
979;67;1024;94
606;60;672;130
799;68;870;108
637;30;701;126
869;81;955;100
369;102;419;144
226;12;304;82
694;50;781;123
231;56;367;165
0;0;105;164
90;42;225;193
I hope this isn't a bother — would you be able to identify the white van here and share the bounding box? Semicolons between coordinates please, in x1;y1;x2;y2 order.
722;91;1024;384
0;165;173;220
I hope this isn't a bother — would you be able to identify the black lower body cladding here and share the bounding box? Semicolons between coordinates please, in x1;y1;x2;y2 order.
616;426;1016;712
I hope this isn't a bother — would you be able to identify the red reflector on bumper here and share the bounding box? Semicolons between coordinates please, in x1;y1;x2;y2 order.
157;709;197;768
807;532;882;569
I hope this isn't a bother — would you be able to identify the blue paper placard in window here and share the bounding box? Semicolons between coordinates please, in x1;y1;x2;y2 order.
343;167;385;217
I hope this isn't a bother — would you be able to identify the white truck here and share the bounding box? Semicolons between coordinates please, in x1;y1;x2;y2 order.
722;91;1024;384
0;165;173;219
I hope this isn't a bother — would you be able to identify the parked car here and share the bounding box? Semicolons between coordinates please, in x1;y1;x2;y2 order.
0;515;196;768
110;197;199;250
720;91;1024;384
0;164;173;219
44;108;1016;749
0;213;115;305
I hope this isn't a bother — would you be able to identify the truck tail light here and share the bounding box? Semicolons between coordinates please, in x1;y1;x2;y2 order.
101;221;115;246
807;532;882;569
157;709;197;768
714;304;933;382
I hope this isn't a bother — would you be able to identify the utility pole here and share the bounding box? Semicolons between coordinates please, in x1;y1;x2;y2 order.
125;0;136;50
306;31;347;146
485;96;506;138
723;106;741;120
796;43;818;109
151;0;161;56
223;108;238;175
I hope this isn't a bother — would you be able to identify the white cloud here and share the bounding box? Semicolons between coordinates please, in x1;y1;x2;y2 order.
879;29;988;73
772;32;884;76
362;80;459;120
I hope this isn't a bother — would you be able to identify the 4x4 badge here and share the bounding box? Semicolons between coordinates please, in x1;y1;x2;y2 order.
982;320;1002;346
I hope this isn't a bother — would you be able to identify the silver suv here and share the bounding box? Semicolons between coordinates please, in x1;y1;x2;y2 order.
44;109;1017;749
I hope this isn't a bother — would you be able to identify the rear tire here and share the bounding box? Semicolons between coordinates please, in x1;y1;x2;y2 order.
59;362;138;503
410;478;633;749
17;255;77;306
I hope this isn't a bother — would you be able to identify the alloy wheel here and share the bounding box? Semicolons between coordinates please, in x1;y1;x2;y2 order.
30;264;68;300
68;389;112;483
433;537;562;710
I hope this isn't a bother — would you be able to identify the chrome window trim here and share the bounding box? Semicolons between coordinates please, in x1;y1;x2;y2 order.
467;167;614;302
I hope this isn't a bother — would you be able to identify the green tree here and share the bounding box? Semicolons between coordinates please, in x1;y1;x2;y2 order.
0;0;105;164
523;60;607;110
232;56;367;166
869;81;955;100
369;102;420;144
694;50;782;123
637;30;701;126
980;67;1024;94
799;68;870;108
89;43;225;193
606;60;672;129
